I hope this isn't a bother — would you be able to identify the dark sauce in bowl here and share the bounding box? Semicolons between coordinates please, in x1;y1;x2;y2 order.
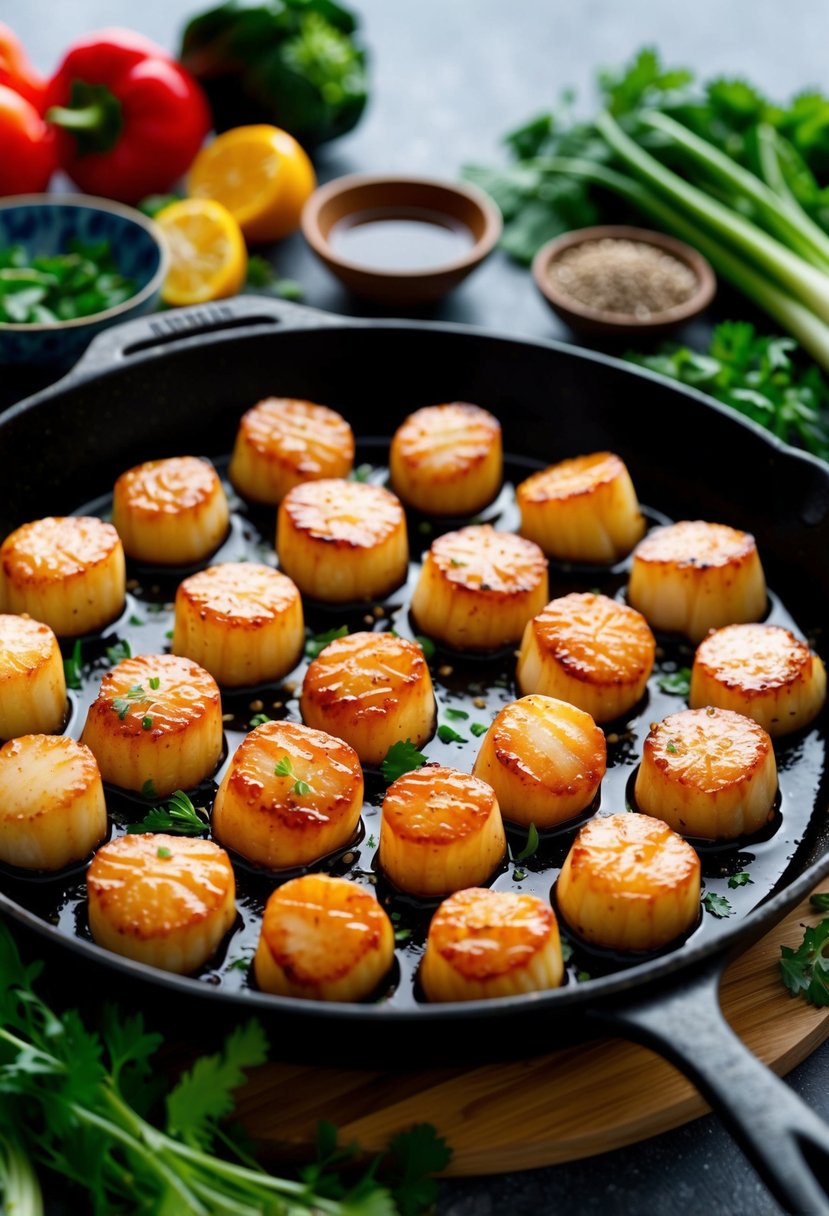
328;208;475;272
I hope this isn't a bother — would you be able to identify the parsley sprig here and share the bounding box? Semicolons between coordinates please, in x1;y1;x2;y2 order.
127;790;208;836
274;755;312;796
780;916;829;1006
380;739;428;784
305;625;349;659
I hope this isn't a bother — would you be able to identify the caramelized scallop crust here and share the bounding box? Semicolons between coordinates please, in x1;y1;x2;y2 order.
379;764;506;898
472;694;606;828
211;720;363;869
634;707;778;839
254;874;394;1001
410;525;549;651
556;812;701;951
389;402;503;515
516;592;655;722
277;478;408;603
627;520;767;642
301;630;435;764
81;653;223;797
87;833;236;974
112;456;230;565
173;562;304;687
229;397;355;505
0;734;107;870
420;887;564;1002
690;622;826;737
0;515;125;637
517;451;645;563
0;613;66;740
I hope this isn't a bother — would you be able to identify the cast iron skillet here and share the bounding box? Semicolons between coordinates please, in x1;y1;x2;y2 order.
2;296;829;1212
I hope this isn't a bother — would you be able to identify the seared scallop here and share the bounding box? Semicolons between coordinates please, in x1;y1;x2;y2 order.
0;734;106;870
690;623;826;738
410;525;548;651
634;707;777;839
420;887;564;1002
516;592;655;722
87;833;236;974
81;653;223;797
254;874;394;1001
379;764;506;898
229;397;355;505
0;614;66;740
389;402;502;516
0;516;125;637
517;451;645;563
173;562;304;687
472;694;605;828
212;720;363;869
627;520;767;643
301;631;435;765
556;812;701;951
277;478;408;603
112;455;229;566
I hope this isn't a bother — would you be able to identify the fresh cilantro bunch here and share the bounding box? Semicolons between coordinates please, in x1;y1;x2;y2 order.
0;922;449;1213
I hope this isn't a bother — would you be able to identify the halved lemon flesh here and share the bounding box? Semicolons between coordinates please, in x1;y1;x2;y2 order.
157;199;247;306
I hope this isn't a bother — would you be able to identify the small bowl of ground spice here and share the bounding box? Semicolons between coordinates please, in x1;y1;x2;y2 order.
532;224;715;337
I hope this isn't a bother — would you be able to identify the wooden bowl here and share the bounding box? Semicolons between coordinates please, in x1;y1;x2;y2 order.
301;174;502;306
532;225;716;337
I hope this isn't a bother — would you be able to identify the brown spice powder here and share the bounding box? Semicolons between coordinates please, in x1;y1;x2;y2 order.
549;237;698;317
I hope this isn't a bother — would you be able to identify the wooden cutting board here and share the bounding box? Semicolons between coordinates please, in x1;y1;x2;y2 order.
235;887;829;1175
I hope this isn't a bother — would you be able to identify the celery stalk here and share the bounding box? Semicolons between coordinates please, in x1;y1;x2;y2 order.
0;1133;43;1216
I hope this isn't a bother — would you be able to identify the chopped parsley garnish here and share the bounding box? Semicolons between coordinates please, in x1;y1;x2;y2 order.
127;790;208;836
577;970;592;983
810;892;829;912
702;891;733;918
380;739;428;783
366;834;376;849
350;463;374;482
63;639;83;690
112;683;147;720
305;624;348;659
657;667;692;696
141;779;157;800
449;557;466;567
443;707;469;720
274;755;294;777
415;634;436;660
128;613;144;626
512;867;527;882
470;722;489;737
149;676;160;691
728;871;753;889
106;639;132;665
780;917;829;1006
227;955;252;972
141;716;153;731
249;713;271;728
156;846;172;859
438;724;466;744
513;822;539;863
292;779;311;797
665;741;679;755
561;939;574;963
394;927;412;945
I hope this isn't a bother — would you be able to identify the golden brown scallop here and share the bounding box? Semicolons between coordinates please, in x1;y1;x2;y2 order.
420;887;564;1002
0;613;66;740
472;694;605;828
410;525;549;651
517;451;645;563
254;874;394;1001
300;631;435;765
389;402;503;515
379;764;506;898
87;833;236;974
277;478;408;603
81;653;223;797
0;516;125;637
634;707;777;839
516;592;655;722
556;812;701;951
0;734;107;870
228;397;355;505
690;623;826;737
211;720;363;869
173;562;304;687
112;455;229;565
627;520;767;643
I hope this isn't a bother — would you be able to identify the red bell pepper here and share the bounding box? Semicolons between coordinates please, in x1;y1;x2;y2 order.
0;23;47;112
0;84;56;194
44;29;211;204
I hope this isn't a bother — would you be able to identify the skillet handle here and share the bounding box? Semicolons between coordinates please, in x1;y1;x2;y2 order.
63;295;344;383
590;961;829;1214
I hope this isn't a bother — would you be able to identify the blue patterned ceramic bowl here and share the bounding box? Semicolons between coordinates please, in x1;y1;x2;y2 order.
0;194;168;366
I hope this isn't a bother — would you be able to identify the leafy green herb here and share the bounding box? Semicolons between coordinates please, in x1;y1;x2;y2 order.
244;254;305;300
780;917;829;1005
657;667;692;696
227;955;252;973
140;778;157;800
249;712;271;728
105;639;132;665
702;891;734;918
513;823;540;863
274;755;294;777
810;892;829;911
384;1122;451;1216
128;614;144;626
292;779;311;797
137;193;182;218
666;741;679;755
350;463;374;482
438;724;466;744
62;639;83;690
149;676;160;691
470;722;489;737
366;834;376;849
156;846;172;859
380;739;428;783
415;634;436;660
112;683;148;720
141;716;153;731
0;239;137;324
512;867;527;882
449;558;466;568
728;871;753;888
577;970;592;983
561;939;574;963
443;707;469;721
305;624;349;659
394;928;412;945
127;790;208;836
